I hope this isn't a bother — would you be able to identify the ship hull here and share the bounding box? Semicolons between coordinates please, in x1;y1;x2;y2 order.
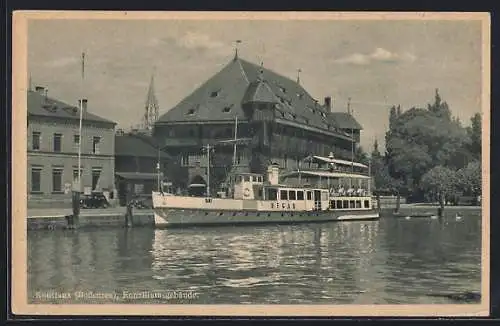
153;207;379;228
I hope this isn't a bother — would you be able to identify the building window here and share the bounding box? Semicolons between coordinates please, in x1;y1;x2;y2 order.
92;168;102;190
52;168;63;193
53;133;62;152
280;190;288;200
73;134;80;151
92;137;101;154
31;167;42;192
73;168;83;182
32;132;41;150
181;153;189;166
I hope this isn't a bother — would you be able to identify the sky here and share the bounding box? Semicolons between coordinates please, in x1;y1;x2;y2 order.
27;15;484;151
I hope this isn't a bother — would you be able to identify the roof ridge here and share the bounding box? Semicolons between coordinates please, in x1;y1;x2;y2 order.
235;58;250;84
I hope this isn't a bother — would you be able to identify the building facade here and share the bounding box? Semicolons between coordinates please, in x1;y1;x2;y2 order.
153;55;363;196
114;130;173;205
27;87;116;207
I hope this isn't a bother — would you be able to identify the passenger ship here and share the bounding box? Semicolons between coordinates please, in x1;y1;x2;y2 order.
152;151;379;227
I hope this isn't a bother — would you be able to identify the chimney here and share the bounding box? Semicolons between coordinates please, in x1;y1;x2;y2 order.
324;96;332;111
78;99;88;114
35;86;45;95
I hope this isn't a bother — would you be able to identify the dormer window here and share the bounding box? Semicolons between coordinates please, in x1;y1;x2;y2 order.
279;86;286;93
321;112;326;118
297;93;304;99
186;106;198;116
222;106;231;113
210;90;220;98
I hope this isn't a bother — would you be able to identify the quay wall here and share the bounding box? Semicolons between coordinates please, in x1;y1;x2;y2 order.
26;204;481;231
27;210;154;231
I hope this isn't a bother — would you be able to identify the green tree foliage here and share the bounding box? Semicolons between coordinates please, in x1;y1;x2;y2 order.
466;113;482;160
420;165;458;202
456;160;481;196
375;89;481;202
370;139;398;193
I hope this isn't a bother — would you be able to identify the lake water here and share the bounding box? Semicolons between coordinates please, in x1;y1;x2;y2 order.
27;210;482;305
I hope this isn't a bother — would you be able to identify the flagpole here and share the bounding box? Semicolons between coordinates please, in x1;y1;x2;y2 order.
71;51;85;229
77;52;85;193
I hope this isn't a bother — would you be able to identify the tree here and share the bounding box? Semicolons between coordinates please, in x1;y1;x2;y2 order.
456;160;481;197
384;90;471;200
370;139;400;194
420;165;458;203
467;112;481;160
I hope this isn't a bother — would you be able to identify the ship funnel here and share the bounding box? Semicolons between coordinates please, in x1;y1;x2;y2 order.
267;164;279;185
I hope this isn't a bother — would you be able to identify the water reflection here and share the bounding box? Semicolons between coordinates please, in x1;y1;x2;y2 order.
28;212;481;304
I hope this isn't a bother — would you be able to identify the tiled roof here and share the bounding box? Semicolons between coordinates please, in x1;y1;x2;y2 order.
241;80;278;104
157;57;363;132
27;90;116;125
330;112;363;130
115;133;170;159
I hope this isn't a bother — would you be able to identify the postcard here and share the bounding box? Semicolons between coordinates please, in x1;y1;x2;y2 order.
11;11;490;317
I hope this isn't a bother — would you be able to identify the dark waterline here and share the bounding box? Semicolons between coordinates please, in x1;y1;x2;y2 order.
27;211;482;304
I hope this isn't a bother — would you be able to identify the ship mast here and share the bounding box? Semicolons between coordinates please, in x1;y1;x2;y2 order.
205;143;213;198
232;116;238;165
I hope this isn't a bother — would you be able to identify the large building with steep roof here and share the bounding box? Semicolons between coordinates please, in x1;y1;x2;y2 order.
154;54;363;196
27;86;116;208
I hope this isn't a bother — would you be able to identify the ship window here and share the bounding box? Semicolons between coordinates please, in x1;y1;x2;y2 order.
244;175;250;182
356;200;361;208
364;200;370;208
289;190;296;200
267;188;278;200
336;200;342;209
280;190;288;200
297;191;304;200
343;200;348;208
349;200;355;208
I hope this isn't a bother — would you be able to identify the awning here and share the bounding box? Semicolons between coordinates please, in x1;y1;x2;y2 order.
281;170;371;180
116;172;164;181
303;155;368;169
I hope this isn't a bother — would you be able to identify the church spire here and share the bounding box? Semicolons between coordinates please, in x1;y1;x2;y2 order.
144;68;160;130
234;40;242;60
296;68;301;84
